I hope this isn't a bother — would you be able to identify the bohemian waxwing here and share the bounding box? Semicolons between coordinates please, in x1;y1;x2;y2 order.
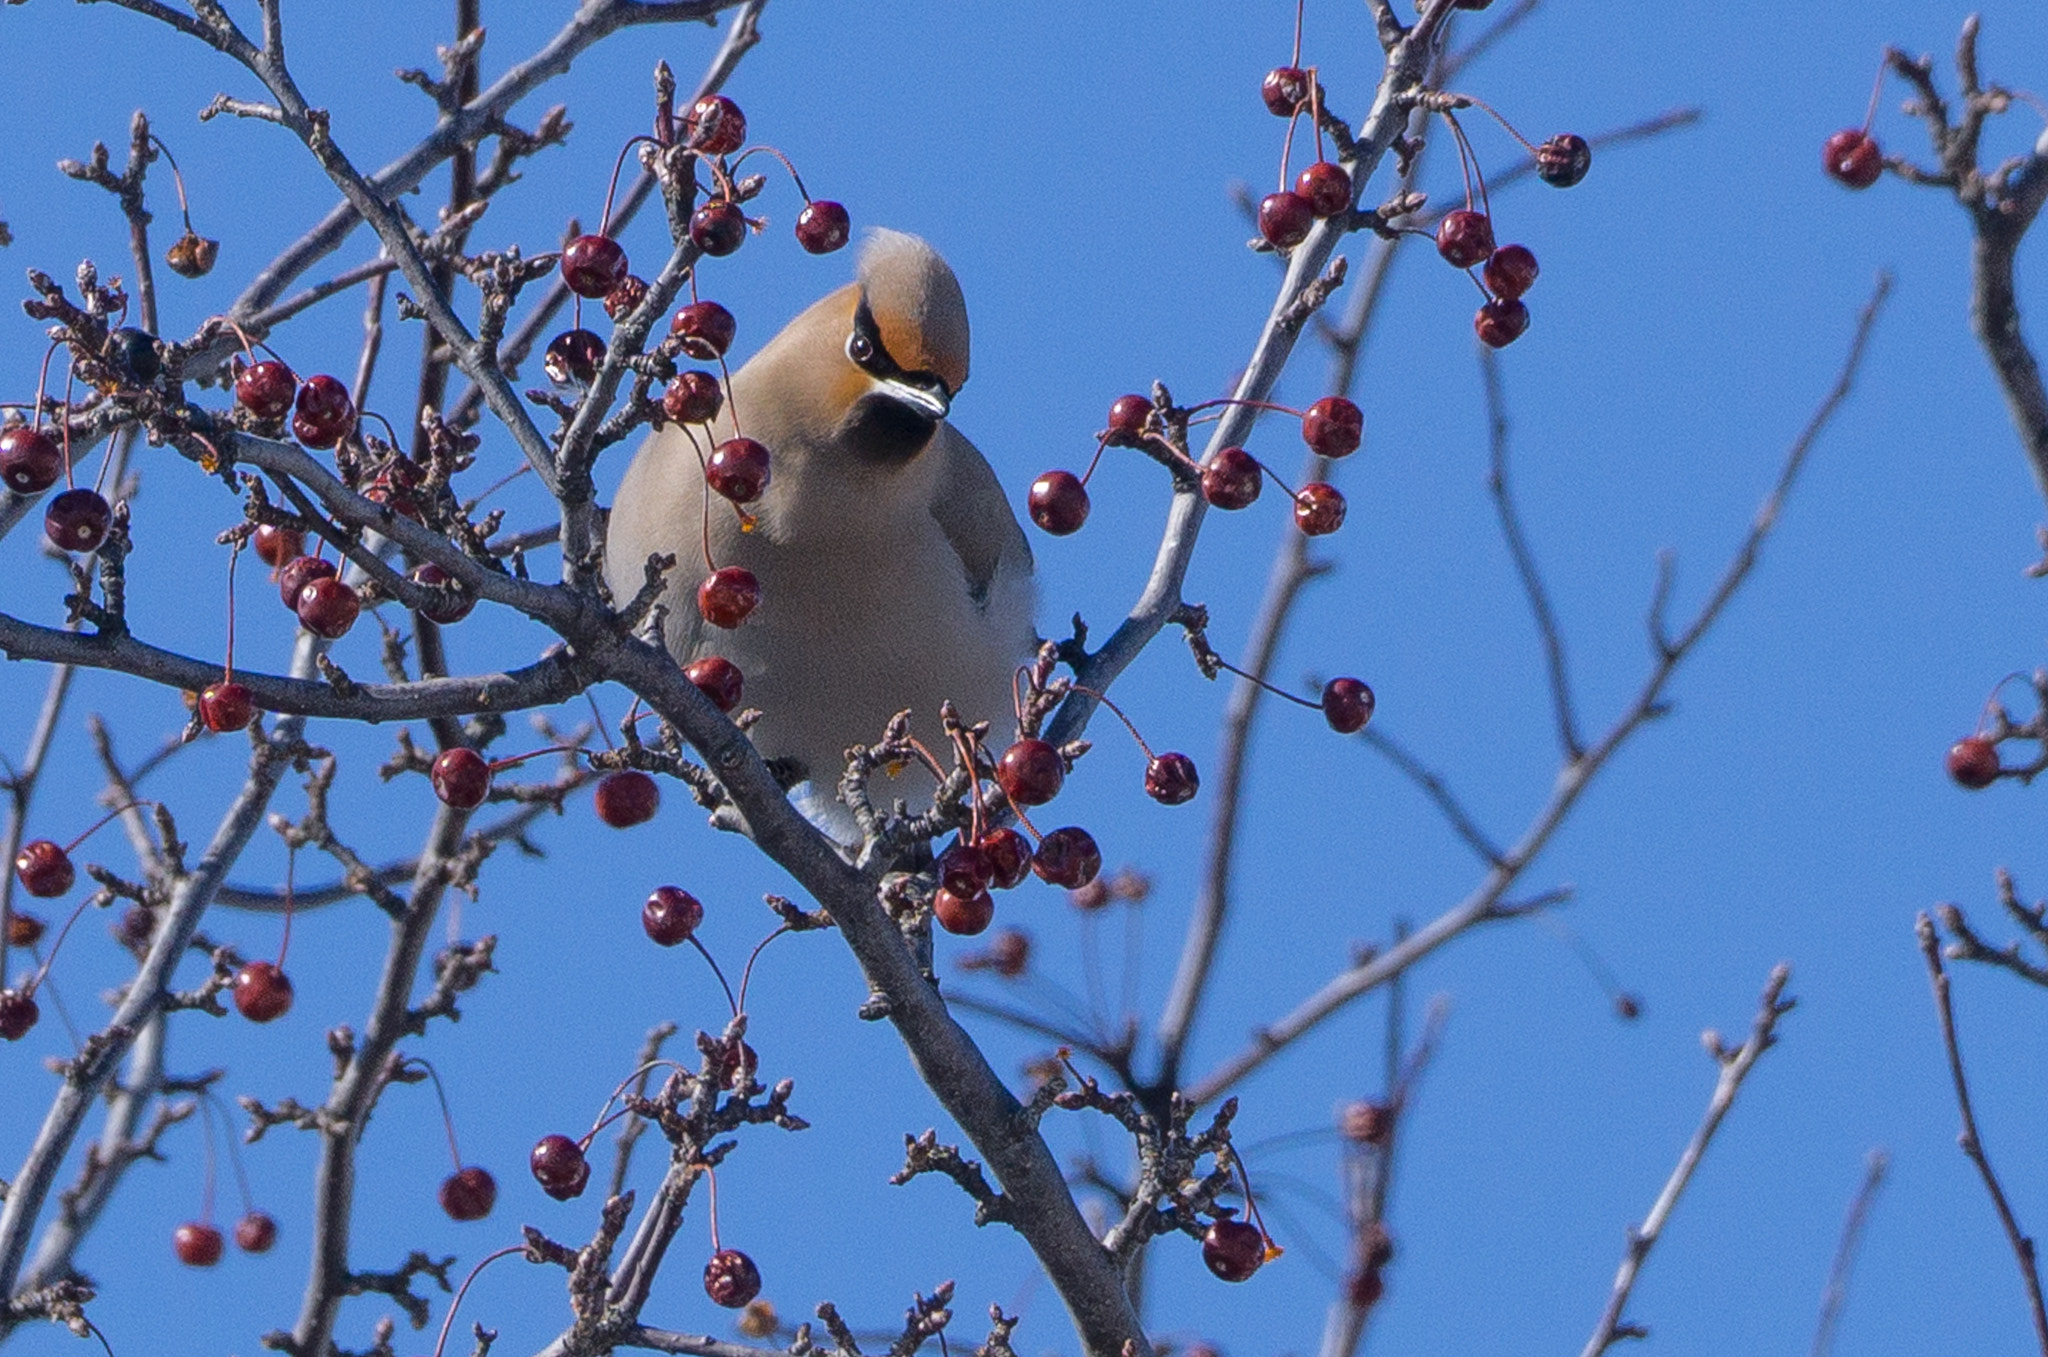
605;229;1035;825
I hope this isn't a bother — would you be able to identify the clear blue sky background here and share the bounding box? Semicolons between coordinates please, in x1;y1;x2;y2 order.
3;2;2046;1354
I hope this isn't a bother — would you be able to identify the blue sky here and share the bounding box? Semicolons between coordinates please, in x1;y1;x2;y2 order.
3;2;2047;1354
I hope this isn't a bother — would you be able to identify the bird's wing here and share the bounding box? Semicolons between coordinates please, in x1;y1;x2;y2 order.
928;424;1033;613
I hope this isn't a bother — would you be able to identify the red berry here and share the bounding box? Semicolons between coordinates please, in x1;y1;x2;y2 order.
595;770;660;828
1482;244;1539;301
1296;161;1352;218
1535;134;1591;188
199;681;255;733
0;990;39;1041
1302;396;1364;459
1202;1218;1266;1282
234;359;298;420
686;94;748;156
795;200;851;254
1105;394;1152;447
996;739;1065;806
6;911;45;946
1823;129;1883;189
277;555;337;609
1948;736;2001;790
671;301;737;360
253;523;304;568
232;960;294;1022
0;426;61;494
410;562;474;625
934;887;995;936
530;1134;591;1201
234;1211;278;1253
1435;209;1495;269
431;748;493;809
1029;471;1090;536
685;655;744;712
707;437;771;504
939;842;995;898
562;234;629;299
662;370;724;424
690;202;748;257
1200;447;1263;510
697;566;761;629
295;577;361;639
1475;297;1530;349
1321;677;1374;733
704;1248;762;1308
291;374;355;450
16;840;75;898
45;488;111;553
1144;752;1200;805
439;1166;497;1221
1261;66;1312;117
604;274;650;321
173;1222;225;1268
1293;482;1347;536
979;828;1032;890
1031;826;1101;890
543;328;607;387
1258;191;1315;249
642;885;705;946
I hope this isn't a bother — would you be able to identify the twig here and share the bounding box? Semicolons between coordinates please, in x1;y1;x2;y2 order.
1810;1149;1889;1357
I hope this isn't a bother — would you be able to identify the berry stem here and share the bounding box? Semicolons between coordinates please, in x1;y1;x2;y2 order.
1861;57;1889;132
276;845;295;970
1067;684;1156;761
1288;0;1304;67
585;693;617;751
204;1088;258;1214
1182;396;1304;421
701;1159;725;1252
411;1057;468;1173
147;134;199;234
429;1247;526;1357
730;144;811;202
735;923;794;1016
195;1091;220;1223
598;135;661;237
25;892;103;999
1077;435;1110;488
1445;93;1540;157
62;800;157;856
1204;652;1325;714
223;539;241;681
688;935;739;1017
1224;1146;1280;1255
584;1059;692;1142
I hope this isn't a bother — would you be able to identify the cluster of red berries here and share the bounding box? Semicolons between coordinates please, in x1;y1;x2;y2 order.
172;1211;279;1267
428;744;663;830
0;421;116;555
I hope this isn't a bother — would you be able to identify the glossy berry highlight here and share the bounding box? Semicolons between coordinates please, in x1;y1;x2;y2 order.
1029;471;1090;536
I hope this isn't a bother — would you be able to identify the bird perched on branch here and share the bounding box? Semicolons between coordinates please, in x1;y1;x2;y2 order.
606;230;1035;824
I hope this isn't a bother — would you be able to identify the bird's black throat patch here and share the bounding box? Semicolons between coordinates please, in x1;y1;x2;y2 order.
841;391;938;464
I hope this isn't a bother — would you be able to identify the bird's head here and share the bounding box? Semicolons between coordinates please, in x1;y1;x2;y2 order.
827;229;969;464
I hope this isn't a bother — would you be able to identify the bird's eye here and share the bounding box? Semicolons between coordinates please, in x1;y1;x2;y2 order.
847;332;874;365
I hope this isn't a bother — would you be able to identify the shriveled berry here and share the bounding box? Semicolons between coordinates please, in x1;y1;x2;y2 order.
686;94;748;155
439;1166;497;1221
642;885;705;945
1261;66;1312;117
1321;677;1374;733
979;828;1032;890
934;887;995;936
1105;394;1152;447
410;562;475;625
604;274;650;321
1293;482;1347;536
45;488;111;553
0;990;39;1041
173;1222;225;1267
1535;133;1591;188
1296;161;1352;218
704;1248;762;1308
1031;826;1101;889
199;681;255;733
1948;736;2001;790
697;566;761;629
939;842;995;898
0;426;62;494
996;739;1064;806
595;770;660;828
562;234;629;299
543;328;607;387
795;200;851;254
1203;1218;1266;1282
234;1211;278;1253
253;523;304;567
1823;129;1883;189
6;911;45;946
431;747;492;809
1201;447;1263;510
165;229;219;279
707;437;771;504
291;374;355;449
232;961;294;1022
1435;209;1495;268
671;301;737;360
16;840;75;899
277;555;337;608
295;577;361;639
530;1133;591;1200
1145;752;1200;805
663;370;724;424
1475;297;1531;349
685;655;744;712
1258;191;1315;249
690;202;748;257
1482;244;1539;301
235;360;298;420
1029;471;1090;536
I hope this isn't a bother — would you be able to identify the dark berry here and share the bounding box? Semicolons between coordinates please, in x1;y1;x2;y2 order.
530;1134;591;1201
1435;209;1495;268
277;555;337;608
707;437;772;504
6;911;45;946
710;1038;758;1091
1031;826;1101;890
1201;447;1263;510
0;990;39;1041
685;655;744;713
1482;244;1539;301
253;523;304;567
690;202;748;257
1302;395;1364;458
671;301;737;360
410;563;475;625
686;94;748;155
996;739;1064;806
115;904;157;951
295;577;361;639
1293;482;1347;536
544;328;607;387
291;374;355;449
0;426;61;494
1144;752;1200;805
979;828;1032;890
704;1248;762;1308
1948;736;2001;790
1261;66;1312;117
1203;1218;1266;1282
1535;134;1591;188
16;840;75;898
45;488;111;553
165;230;219;279
109;328;162;385
1296;161;1352;218
234;1211;278;1253
1615;993;1644;1021
439;1166;497;1221
1823;129;1883;189
1029;471;1090;536
173;1222;225;1268
604;274;649;321
1105;394;1152;447
235;360;298;420
663;370;724;424
232;961;294;1022
642;885;705;945
199;681;255;733
939;841;995;898
1475;297;1531;349
795;200;851;254
934;887;995;936
595;770;660;828
431;748;493;809
697;566;761;629
1258;191;1315;249
562;234;629;299
1321;677;1375;733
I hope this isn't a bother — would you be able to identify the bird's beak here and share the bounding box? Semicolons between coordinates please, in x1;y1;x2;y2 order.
875;375;949;421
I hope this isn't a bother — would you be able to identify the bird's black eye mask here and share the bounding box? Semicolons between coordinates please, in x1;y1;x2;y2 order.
848;294;952;402
842;293;954;465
